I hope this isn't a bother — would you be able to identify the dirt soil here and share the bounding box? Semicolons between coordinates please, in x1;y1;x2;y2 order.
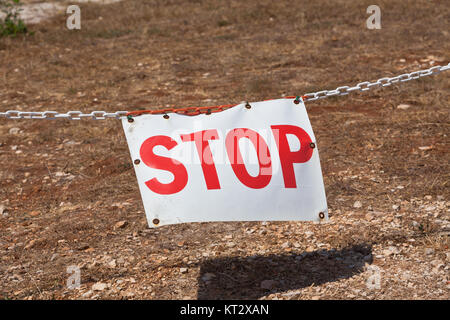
0;0;449;300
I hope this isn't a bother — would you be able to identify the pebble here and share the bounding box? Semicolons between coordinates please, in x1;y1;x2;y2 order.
77;244;90;251
0;204;8;217
260;280;277;290
180;267;188;274
281;241;290;248
353;201;362;208
430;259;443;267
383;246;399;256
107;259;117;268
9;127;20;134
25;239;38;249
92;282;108;291
114;221;128;229
397;104;411;110
201;273;216;281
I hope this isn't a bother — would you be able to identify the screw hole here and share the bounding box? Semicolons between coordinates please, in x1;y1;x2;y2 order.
152;218;160;225
163;114;169;119
319;212;325;219
134;159;140;165
310;142;316;149
245;102;251;109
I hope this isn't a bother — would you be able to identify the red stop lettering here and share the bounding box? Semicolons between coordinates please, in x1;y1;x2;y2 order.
139;135;188;195
271;125;313;188
180;130;221;190
225;128;272;189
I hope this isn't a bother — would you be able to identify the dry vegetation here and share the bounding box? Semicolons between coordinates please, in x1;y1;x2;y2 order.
0;0;449;299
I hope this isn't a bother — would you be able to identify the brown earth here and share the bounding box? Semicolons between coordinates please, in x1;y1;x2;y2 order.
0;0;449;300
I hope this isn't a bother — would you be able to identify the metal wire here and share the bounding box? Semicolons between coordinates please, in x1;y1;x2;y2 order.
0;63;448;120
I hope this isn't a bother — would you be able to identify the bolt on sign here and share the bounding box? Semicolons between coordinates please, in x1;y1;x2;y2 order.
122;98;328;227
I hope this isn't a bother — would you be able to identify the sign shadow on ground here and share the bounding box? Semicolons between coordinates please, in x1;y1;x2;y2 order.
197;244;372;299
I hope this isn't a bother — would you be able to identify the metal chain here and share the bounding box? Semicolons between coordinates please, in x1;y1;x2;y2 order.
302;63;449;101
0;110;128;120
0;63;448;120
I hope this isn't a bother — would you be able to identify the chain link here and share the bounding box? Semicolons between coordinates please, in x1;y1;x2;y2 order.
0;110;128;120
302;63;449;101
0;63;448;120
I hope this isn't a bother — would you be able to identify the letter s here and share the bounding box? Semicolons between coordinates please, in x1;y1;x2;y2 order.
139;135;188;195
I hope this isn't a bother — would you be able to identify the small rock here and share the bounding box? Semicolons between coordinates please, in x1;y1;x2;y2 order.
430;259;443;267
260;280;277;290
81;290;93;298
0;204;8;217
107;259;117;268
29;211;40;217
92;282;108;291
9;127;20;134
180;267;188;274
25;239;38;249
121;291;135;298
418;146;433;151
397;104;410;110
382;246;399;256
425;248;435;255
353;201;362;209
114;220;128;229
365;213;374;220
201;273;216;281
281;241;290;249
77;244;90;251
